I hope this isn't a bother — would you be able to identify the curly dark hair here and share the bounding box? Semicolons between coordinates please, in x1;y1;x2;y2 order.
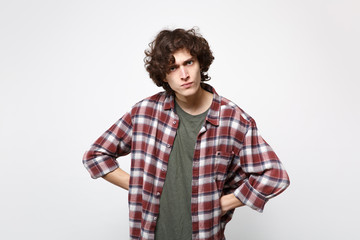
144;28;214;93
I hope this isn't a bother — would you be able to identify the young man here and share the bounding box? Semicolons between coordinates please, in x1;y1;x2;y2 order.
83;28;290;240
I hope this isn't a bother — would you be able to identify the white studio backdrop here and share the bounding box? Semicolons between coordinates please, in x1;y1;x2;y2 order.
0;0;359;239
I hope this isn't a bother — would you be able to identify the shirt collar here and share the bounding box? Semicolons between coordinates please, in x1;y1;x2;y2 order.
163;83;220;126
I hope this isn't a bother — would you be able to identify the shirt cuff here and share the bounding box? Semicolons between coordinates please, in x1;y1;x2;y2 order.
86;157;120;179
233;180;268;212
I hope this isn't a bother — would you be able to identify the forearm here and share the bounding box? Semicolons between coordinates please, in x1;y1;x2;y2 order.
102;167;130;190
220;193;244;215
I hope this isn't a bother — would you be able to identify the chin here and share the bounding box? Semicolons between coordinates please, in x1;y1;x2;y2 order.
177;89;198;98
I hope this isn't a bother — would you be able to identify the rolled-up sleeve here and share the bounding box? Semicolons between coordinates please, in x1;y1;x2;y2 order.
82;112;133;179
233;118;290;212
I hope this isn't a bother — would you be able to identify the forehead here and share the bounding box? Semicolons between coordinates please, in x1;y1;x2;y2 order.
170;49;194;64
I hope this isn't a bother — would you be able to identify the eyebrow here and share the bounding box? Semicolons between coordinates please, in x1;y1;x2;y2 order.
171;57;195;67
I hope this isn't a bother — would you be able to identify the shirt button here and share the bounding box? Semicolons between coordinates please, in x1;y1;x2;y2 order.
173;121;177;124
166;144;171;148
154;216;157;221
161;167;166;171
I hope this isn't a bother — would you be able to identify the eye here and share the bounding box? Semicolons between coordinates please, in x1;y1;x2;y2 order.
169;66;177;72
186;60;194;65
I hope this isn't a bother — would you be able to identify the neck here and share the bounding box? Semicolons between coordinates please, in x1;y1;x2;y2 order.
175;87;213;115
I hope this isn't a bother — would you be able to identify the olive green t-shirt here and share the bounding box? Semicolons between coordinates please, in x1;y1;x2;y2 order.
155;101;208;240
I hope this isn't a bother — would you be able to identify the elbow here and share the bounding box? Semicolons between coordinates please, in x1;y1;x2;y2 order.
278;170;290;193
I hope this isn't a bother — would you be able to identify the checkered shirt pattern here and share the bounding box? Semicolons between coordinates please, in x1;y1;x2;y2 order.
83;84;290;240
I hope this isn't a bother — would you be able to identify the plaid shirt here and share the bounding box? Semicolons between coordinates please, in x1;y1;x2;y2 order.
83;84;290;240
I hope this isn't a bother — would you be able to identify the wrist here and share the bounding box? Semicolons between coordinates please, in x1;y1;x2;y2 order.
221;193;244;212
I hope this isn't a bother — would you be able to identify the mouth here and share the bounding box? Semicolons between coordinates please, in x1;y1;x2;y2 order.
181;82;193;88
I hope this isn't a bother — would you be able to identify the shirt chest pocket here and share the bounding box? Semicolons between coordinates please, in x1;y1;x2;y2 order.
214;151;234;183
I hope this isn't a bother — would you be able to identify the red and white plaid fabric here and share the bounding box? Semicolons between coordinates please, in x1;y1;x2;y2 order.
83;84;290;240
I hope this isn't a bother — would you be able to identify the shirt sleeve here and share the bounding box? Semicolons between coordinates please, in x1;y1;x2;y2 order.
233;118;290;212
82;111;133;179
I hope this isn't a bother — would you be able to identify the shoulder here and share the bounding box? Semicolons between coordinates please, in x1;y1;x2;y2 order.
129;91;167;115
218;94;255;127
204;83;256;127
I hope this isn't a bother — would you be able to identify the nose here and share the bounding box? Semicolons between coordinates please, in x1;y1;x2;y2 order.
180;66;189;80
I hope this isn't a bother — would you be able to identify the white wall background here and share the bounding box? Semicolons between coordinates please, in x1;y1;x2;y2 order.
1;0;359;239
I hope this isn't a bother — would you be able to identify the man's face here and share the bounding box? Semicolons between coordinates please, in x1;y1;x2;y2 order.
164;48;202;99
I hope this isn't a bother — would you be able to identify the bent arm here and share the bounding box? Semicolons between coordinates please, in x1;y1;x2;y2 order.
233;118;290;212
103;167;130;190
83;112;133;179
